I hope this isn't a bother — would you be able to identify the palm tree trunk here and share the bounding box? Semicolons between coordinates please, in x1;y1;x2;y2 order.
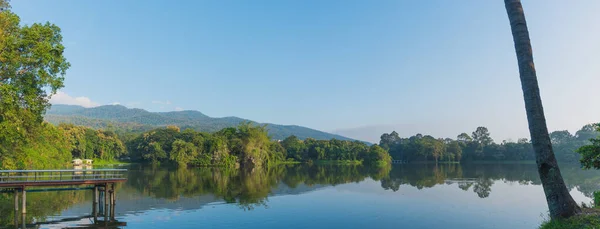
504;0;580;219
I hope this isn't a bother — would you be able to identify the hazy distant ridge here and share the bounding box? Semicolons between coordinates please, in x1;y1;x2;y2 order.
45;104;354;141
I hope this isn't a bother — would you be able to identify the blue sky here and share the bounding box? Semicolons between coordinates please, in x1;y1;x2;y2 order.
12;1;600;142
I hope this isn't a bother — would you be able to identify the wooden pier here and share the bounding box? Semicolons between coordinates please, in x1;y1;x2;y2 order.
0;169;127;227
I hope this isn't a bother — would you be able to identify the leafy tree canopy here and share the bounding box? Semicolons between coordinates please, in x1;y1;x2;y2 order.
0;0;70;167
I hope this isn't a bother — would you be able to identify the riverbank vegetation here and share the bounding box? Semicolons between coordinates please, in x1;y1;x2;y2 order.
127;123;391;167
576;124;600;170
281;135;391;166
380;125;598;164
4;120;597;170
539;213;600;229
535;124;600;228
1;119;393;169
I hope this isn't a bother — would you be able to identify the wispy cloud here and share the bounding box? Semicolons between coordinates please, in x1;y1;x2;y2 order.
49;91;99;108
175;107;184;111
152;100;171;105
111;102;121;105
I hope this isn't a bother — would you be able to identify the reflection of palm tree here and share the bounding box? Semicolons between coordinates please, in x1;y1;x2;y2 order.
504;0;579;218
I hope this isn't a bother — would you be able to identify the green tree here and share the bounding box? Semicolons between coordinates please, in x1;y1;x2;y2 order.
457;133;472;143
472;127;493;146
170;139;198;166
421;136;444;164
577;124;600;170
576;124;599;141
229;122;272;166
364;145;391;166
446;141;462;162
504;0;580;219
281;135;306;161
0;0;70;168
379;131;401;150
550;130;574;145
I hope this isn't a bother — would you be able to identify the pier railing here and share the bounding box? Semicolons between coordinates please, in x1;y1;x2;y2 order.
0;169;127;185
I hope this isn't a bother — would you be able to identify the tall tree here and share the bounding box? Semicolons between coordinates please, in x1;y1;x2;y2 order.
0;0;70;168
575;124;599;141
549;130;573;145
472;127;493;146
504;0;580;219
457;133;472;143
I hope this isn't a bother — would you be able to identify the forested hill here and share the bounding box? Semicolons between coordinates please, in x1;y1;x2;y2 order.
44;104;354;141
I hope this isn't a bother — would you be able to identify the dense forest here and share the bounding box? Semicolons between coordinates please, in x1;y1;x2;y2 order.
380;125;599;164
280;135;391;166
0;120;392;169
127;122;390;167
4;120;597;170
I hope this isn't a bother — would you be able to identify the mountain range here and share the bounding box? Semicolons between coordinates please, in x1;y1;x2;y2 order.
44;104;354;141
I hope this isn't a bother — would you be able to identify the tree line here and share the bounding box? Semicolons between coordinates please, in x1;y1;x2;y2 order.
379;124;599;163
281;135;391;166
2;119;597;169
127;122;391;167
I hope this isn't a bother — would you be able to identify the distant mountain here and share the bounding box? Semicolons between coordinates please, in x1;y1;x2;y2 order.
45;104;355;141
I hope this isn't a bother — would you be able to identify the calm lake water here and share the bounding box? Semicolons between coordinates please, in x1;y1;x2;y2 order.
2;163;600;229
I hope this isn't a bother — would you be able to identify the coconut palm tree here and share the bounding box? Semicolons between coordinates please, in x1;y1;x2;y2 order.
504;0;580;219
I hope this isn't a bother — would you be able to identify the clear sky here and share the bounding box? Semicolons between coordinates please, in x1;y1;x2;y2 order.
11;1;600;142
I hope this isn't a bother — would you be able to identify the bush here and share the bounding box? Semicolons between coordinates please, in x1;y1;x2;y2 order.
594;192;600;208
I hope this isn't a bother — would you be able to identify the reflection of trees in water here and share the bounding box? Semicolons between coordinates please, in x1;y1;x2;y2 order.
3;163;600;224
0;190;87;225
126;164;391;210
380;164;527;198
380;163;600;199
560;166;600;198
472;178;493;198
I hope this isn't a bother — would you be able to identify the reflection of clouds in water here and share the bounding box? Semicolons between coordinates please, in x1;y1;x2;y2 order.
569;187;593;206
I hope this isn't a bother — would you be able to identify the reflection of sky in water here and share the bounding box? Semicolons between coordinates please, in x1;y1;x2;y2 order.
17;164;599;229
53;180;587;229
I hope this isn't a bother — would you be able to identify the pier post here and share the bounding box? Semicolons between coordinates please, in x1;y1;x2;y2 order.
14;189;18;226
111;183;116;205
21;213;25;229
104;184;109;221
21;189;26;214
111;183;116;219
93;185;98;222
14;189;18;212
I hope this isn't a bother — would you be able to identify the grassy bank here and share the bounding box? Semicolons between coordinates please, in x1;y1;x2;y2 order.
539;215;600;229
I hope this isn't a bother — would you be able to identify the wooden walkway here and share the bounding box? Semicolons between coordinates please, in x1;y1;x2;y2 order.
0;169;127;187
0;169;127;227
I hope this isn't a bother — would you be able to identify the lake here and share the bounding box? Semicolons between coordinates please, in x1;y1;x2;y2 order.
1;163;599;229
